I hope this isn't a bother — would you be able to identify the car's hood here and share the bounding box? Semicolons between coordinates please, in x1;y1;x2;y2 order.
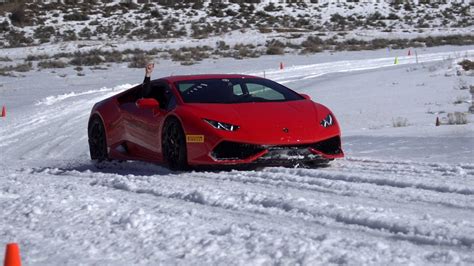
185;100;328;144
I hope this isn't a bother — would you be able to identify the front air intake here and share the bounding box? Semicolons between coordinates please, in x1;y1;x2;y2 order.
311;136;343;155
211;141;266;160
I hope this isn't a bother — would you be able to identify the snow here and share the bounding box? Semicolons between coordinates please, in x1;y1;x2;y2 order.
0;44;473;264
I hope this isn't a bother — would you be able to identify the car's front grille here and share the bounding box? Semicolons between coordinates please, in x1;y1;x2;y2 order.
211;141;266;160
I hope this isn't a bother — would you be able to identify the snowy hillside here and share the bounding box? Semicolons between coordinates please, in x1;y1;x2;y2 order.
1;42;473;264
0;1;472;65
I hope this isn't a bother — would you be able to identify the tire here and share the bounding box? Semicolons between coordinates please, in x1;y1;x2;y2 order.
162;118;188;171
304;159;332;168
88;116;108;161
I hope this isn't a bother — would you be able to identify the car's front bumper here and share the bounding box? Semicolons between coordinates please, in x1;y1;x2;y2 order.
189;135;344;166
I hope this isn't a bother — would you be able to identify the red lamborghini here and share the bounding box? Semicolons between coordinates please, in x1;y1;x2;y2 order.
88;74;343;170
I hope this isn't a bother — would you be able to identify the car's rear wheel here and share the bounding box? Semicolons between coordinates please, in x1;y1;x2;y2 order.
88;116;108;161
162;118;188;170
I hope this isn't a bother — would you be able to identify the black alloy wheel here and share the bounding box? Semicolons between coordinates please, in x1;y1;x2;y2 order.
162;118;188;170
88;116;108;161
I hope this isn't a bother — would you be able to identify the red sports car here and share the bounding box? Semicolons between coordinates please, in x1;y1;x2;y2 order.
88;74;343;170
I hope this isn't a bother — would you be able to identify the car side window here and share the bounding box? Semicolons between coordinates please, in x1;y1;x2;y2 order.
117;85;141;105
149;82;175;110
233;84;243;96
166;90;177;111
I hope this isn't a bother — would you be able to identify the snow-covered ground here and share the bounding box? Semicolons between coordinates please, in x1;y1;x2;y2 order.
0;45;473;264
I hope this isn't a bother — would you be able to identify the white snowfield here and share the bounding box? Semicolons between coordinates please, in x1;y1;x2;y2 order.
0;46;473;265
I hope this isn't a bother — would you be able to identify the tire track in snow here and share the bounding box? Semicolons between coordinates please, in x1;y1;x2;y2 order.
29;160;474;249
251;49;474;84
264;166;474;196
0;84;132;162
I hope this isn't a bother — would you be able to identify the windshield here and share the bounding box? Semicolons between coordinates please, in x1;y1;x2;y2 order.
175;78;304;104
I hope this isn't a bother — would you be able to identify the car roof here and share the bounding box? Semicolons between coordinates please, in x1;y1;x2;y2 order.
158;74;263;83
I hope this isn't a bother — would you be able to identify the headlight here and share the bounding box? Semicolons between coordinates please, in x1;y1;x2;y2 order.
320;114;334;128
204;119;240;131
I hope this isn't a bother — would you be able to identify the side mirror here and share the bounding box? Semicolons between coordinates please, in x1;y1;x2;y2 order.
136;98;160;109
300;94;311;100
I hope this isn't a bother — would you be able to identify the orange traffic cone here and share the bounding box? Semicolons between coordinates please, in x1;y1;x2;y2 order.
280;62;284;70
408;49;411;56
1;106;6;117
435;117;440;126
4;243;22;266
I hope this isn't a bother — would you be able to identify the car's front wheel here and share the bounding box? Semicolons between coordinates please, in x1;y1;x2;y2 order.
88;116;108;161
304;159;332;168
162;118;188;170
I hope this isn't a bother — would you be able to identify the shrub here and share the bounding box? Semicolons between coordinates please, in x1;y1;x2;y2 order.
191;23;213;39
181;61;195;66
26;54;49;61
70;53;104;66
0;70;14;77
120;2;138;10
370;38;390;49
392;117;409;127
447;112;468;125
5;30;34;47
63;13;90;21
387;13;399;20
96;25;114;36
89;20;100;26
453;95;468;104
330;13;346;29
225;9;238;16
266;40;285;55
170;50;191;62
104;50;124;63
9;6;30;26
233;43;258;59
367;11;384;21
216;41;230;50
14;62;32;72
128;53;150;68
259;27;272;34
264;3;278;12
266;45;284;55
123;48;146;55
33;26;55;41
458;59;474;71
0;20;10;33
38;60;67;69
192;2;204;9
59;30;78;42
301;36;324;53
79;27;93;38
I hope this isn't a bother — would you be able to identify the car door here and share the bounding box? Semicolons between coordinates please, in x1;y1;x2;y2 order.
120;81;173;161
